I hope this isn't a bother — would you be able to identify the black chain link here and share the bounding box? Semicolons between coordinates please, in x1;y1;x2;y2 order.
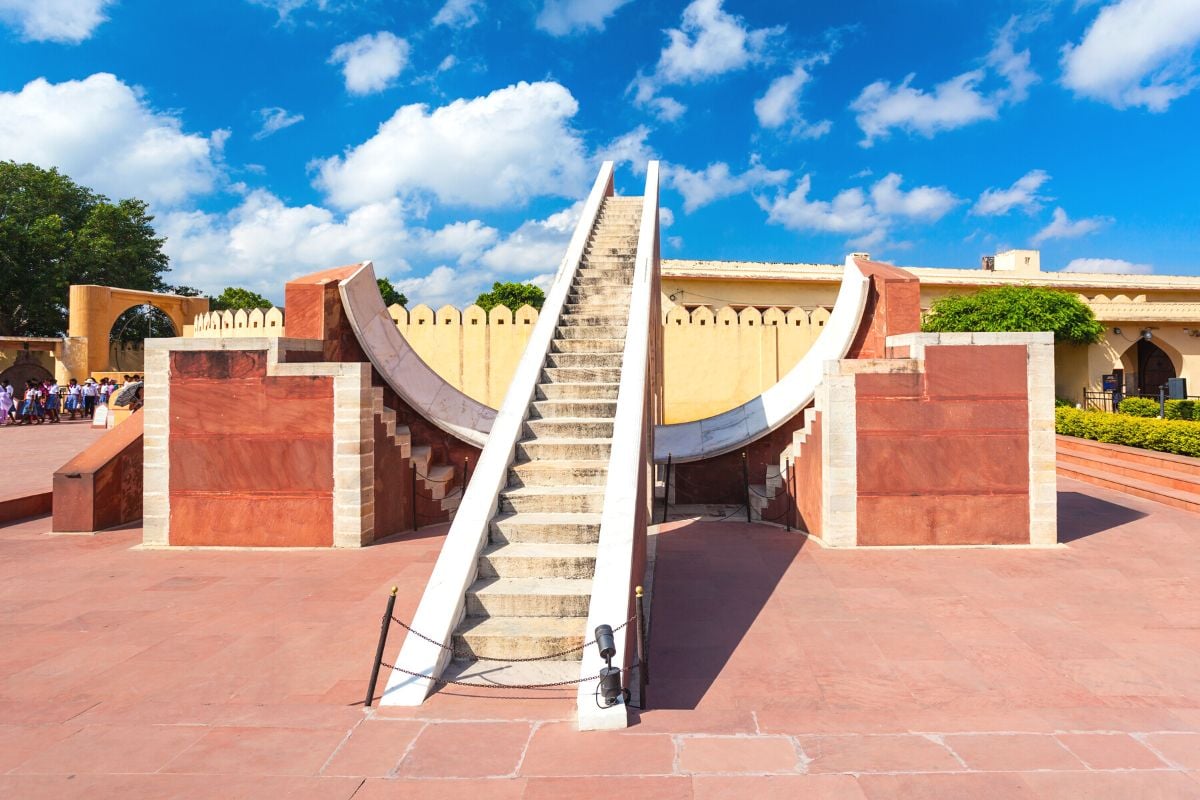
390;614;634;662
379;660;626;690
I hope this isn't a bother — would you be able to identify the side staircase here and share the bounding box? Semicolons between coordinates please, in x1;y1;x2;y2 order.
450;196;644;667
371;387;463;521
1057;434;1200;514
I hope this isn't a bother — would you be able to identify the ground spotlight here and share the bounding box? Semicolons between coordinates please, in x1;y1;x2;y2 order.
595;624;616;661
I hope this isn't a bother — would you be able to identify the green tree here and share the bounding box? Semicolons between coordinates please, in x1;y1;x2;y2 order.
0;161;171;336
208;286;273;311
377;277;407;307
474;281;546;313
922;286;1104;346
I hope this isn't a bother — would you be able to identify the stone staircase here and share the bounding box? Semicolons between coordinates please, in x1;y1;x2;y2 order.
371;387;462;519
450;195;643;665
1057;434;1200;514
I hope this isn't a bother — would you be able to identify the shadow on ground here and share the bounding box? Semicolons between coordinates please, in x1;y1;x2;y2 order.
1058;490;1148;543
646;520;803;710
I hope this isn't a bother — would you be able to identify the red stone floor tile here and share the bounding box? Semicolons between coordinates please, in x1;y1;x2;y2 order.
942;734;1085;771
0;419;105;500
519;722;676;776
857;772;1035;799
678;735;800;774
1055;732;1168;769
0;774;365;800
629;708;758;735
355;777;527;799
524;775;694;799
692;774;867;800
10;722;208;774
799;734;962;774
395;721;531;778
1142;733;1200;769
0;724;82;772
1018;770;1200;800
321;719;425;777
162;725;354;776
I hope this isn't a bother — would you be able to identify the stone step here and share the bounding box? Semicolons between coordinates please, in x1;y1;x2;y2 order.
562;304;628;317
574;276;634;288
508;460;609;487
534;382;620;401
515;438;611;461
550;337;626;353
543;352;623;369
440;659;581;687
477;542;597;579
584;246;637;257
567;291;630;304
523;417;615;440
465;576;593;617
541;366;623;383
452;616;586;662
489;511;602;544
498;485;606;514
555;325;627;340
558;314;629;327
529;399;618;419
1058;461;1200;514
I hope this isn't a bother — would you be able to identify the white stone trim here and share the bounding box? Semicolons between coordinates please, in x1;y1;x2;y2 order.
332;364;375;548
577;161;660;731
818;362;861;547
654;254;870;463
1025;335;1058;545
141;341;171;546
380;162;617;707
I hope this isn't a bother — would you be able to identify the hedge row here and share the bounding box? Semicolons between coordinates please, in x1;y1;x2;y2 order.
1116;397;1198;421
1056;407;1200;458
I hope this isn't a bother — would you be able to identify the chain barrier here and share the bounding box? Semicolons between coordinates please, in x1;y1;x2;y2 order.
379;660;626;691
390;614;633;662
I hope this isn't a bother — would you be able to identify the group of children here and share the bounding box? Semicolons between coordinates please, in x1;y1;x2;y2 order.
0;375;142;426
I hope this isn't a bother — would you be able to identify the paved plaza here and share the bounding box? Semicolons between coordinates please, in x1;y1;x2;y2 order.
0;420;105;504
0;475;1198;797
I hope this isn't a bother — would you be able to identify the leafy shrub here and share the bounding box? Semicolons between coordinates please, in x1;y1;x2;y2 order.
1056;407;1200;458
1165;399;1196;421
1117;397;1158;417
1055;397;1074;408
921;286;1104;345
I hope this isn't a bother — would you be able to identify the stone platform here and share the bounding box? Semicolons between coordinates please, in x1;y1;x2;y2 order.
2;477;1200;797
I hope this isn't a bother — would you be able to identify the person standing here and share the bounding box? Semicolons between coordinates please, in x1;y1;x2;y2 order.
0;381;11;426
1;380;14;423
65;379;80;419
45;379;60;423
82;378;97;416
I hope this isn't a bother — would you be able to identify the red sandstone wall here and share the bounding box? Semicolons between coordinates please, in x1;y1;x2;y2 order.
793;412;823;538
854;345;1030;545
847;260;922;359
53;410;144;533
168;350;335;547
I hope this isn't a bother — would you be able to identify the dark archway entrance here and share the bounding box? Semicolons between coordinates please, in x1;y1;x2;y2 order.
1136;339;1176;395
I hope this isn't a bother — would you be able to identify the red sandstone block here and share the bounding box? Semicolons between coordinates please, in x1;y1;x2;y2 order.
396;722;531;778
678;735;800;773
856;434;1029;494
800;734;961;773
855;372;923;398
172;377;334;436
162;725;351;776
1055;733;1166;769
525;776;693;800
169;436;333;493
170;492;333;547
857;772;1033;799
857;398;1028;433
856;494;1030;545
693;774;868;799
1140;733;1200;768
171;350;268;380
519;723;676;776
321;720;424;777
357;777;528;799
944;733;1084;771
924;345;1028;399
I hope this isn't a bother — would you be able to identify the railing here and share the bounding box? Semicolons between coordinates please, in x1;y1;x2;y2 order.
576;161;662;730
1083;390;1200;413
380;161;616;706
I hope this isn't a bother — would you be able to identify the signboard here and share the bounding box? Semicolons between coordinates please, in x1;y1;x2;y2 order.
91;404;109;429
1101;374;1118;391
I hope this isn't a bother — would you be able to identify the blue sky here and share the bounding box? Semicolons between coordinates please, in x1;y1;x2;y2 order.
1;0;1198;306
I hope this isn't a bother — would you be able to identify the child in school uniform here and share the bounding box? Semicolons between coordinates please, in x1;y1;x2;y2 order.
65;379;80;419
44;379;60;423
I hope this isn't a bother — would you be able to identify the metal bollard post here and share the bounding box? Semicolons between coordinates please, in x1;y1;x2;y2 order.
789;462;797;532
1159;385;1166;418
661;453;672;525
742;452;752;523
364;586;398;708
410;462;418;531
635;585;649;694
784;460;792;532
464;456;471;489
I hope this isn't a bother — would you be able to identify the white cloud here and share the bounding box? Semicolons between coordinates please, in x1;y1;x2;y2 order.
754;57;832;137
1032;207;1108;244
1061;0;1200;111
1062;257;1153;274
972;169;1050;215
536;0;632;35
433;0;482;28
666;157;791;213
247;0;336;21
395;265;491;308
869;173;960;221
480;202;582;273
253;107;304;140
851;17;1038;146
313;81;588;210
631;0;783;120
0;0;113;42
329;31;409;95
436;55;458;73
423;220;499;264
0;73;223;207
759;172;960;246
658;207;675;228
597;125;655;174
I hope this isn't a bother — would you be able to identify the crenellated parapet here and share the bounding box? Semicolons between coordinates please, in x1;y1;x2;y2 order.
192;307;286;337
